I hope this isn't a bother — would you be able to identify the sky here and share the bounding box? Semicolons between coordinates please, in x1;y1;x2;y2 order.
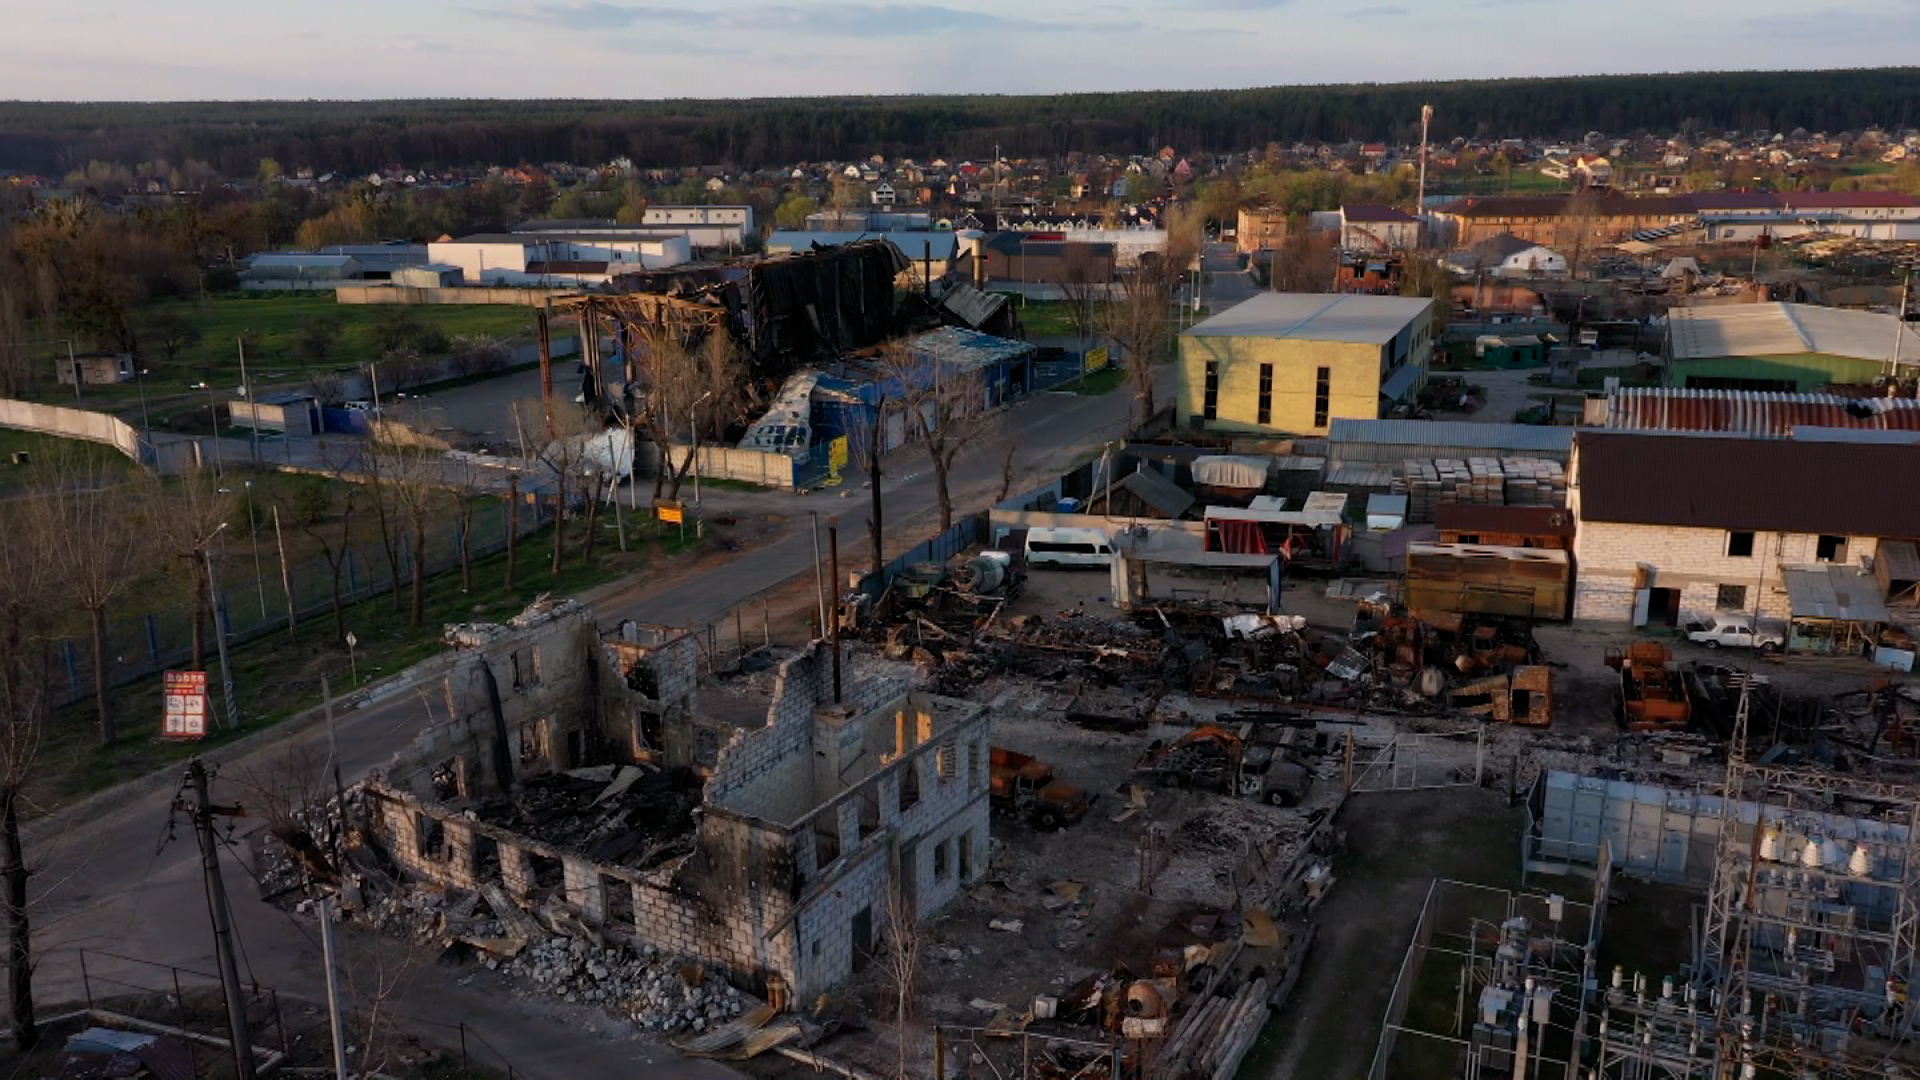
2;0;1917;100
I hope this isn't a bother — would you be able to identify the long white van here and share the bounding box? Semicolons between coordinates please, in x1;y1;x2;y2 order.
1025;526;1114;568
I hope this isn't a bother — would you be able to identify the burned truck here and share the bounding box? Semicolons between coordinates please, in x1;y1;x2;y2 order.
990;747;1093;829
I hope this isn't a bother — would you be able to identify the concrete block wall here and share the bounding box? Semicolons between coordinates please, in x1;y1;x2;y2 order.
708;642;904;821
367;783;805;996
793;844;891;998
1573;521;1879;623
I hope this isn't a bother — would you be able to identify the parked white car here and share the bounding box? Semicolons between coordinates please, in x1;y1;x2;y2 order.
1685;614;1786;653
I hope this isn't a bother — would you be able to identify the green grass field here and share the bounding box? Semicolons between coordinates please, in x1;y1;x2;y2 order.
39;512;694;809
1435;169;1568;196
138;294;537;388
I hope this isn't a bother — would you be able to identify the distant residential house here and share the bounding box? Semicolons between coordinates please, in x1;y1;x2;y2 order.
871;182;897;208
1429;190;1694;249
1445;233;1569;278
1339;205;1420;251
1235;206;1290;254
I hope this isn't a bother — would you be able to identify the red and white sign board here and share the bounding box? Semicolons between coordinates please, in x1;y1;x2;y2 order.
163;670;209;740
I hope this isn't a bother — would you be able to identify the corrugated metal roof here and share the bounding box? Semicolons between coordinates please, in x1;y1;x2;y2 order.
1574;430;1920;535
1329;418;1575;454
769;230;958;261
1784;565;1890;622
1791;426;1920;443
909;326;1033;372
1600;388;1920;438
1881;540;1920;581
1182;293;1432;343
1667;302;1920;363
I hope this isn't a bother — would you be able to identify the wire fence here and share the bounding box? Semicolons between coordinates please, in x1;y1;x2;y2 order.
74;947;526;1079
49;497;554;708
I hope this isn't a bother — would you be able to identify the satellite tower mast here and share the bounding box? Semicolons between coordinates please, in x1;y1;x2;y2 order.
1416;103;1434;249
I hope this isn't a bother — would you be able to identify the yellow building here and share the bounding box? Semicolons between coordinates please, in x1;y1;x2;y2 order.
1177;293;1435;436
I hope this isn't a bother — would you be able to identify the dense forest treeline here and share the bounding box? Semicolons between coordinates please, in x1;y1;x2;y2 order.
2;69;1918;176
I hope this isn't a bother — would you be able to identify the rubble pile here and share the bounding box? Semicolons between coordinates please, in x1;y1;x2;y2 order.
495;938;749;1033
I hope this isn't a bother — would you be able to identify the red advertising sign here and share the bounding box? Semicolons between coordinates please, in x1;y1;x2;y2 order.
163;670;209;740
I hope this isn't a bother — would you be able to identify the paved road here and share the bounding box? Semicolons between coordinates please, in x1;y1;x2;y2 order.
25;355;1174;1080
30;252;1252;1074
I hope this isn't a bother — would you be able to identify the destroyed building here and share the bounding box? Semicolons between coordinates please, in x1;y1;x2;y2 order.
365;602;991;999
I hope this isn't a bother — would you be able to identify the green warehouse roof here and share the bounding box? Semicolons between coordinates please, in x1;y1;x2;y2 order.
1668;302;1920;364
1182;293;1433;345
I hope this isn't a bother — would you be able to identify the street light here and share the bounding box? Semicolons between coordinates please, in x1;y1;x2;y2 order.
244;480;266;619
690;389;713;514
200;521;239;730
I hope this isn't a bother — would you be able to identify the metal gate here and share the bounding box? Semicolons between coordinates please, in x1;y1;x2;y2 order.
1346;728;1486;793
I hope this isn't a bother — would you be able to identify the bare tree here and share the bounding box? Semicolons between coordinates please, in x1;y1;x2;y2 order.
372;442;448;628
877;883;922;1080
291;448;360;645
45;452;153;744
512;400;600;576
0;479;60;1049
1100;266;1174;426
448;461;489;593
631;330;752;502
1055;270;1102;346
878;341;1002;531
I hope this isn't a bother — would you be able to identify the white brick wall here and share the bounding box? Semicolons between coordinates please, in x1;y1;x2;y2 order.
1572;520;1877;624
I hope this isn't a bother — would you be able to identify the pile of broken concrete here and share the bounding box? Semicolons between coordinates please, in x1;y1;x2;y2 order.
495;937;749;1034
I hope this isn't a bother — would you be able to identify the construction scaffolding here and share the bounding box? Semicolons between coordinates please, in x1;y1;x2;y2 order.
1692;671;1920;1080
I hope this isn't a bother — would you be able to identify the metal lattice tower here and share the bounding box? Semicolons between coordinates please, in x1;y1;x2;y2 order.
1700;669;1920;1079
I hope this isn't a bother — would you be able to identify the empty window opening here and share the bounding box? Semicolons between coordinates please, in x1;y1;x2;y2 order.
473;835;499;879
528;852;564;891
1203;361;1220;421
509;646;541;691
899;761;922;813
1257;363;1274;426
1313;366;1331;428
602;874;634;930
933;839;951;882
1817;535;1847;562
1726;531;1755;558
851;907;874;971
414;813;445;860
813;818;842;871
959;832;973;880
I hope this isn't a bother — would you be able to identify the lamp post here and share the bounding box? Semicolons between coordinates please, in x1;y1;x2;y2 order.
690;389;713;514
244;480;267;619
201;522;239;730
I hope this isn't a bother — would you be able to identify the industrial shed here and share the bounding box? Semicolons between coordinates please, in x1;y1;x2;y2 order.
1327;419;1573;467
1665;303;1920;391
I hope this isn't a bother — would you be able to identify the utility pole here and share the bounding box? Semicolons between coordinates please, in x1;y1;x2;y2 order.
537;301;555;440
180;760;257;1080
318;894;350;1080
810;511;828;637
828;525;843;705
67;340;82;402
238;335;259;464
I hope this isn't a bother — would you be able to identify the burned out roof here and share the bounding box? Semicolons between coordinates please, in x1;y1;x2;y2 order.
1574;431;1920;536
